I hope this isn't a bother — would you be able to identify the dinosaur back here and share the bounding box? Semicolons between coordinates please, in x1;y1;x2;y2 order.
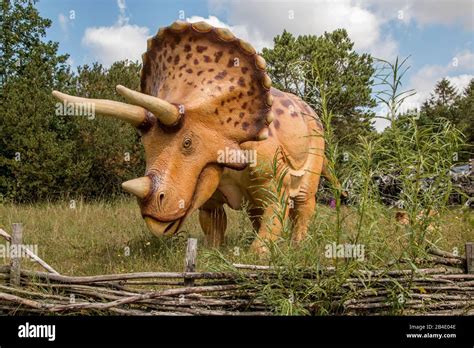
269;88;323;170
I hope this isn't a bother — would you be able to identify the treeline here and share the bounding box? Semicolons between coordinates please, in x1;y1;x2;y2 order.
1;1;144;202
0;1;472;203
1;58;145;202
262;31;473;157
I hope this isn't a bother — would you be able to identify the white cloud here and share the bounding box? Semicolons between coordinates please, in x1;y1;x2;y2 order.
117;0;126;11
369;35;399;61
186;15;271;52
454;50;474;70
81;0;149;66
411;0;473;30
406;50;474;107
82;25;149;66
448;74;474;93
365;0;474;30
373;115;391;132
208;0;399;59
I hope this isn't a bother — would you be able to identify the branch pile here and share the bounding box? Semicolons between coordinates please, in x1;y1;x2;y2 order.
0;224;472;316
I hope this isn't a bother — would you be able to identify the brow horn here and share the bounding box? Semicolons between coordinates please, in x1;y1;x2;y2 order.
116;85;180;126
52;90;147;127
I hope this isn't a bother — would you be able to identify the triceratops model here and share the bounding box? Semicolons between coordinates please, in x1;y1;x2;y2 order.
53;21;330;253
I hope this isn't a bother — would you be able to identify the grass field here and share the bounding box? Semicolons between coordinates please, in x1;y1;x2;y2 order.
0;198;472;276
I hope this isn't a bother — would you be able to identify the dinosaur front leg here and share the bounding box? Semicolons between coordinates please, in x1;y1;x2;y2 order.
292;196;316;243
250;203;288;254
199;206;227;247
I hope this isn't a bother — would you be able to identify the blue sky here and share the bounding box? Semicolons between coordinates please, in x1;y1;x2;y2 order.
37;0;473;130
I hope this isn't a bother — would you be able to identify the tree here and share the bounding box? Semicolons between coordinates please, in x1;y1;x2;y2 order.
419;78;461;126
71;61;145;199
0;0;78;201
262;29;376;147
417;78;473;159
456;79;474;158
429;78;459;107
0;0;145;202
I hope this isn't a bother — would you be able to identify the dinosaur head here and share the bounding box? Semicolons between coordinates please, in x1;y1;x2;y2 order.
53;21;274;237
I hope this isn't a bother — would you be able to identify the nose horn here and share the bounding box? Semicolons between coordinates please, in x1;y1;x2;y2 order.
122;176;152;199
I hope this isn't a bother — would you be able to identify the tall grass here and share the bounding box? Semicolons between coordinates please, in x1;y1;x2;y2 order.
203;56;470;314
373;57;464;257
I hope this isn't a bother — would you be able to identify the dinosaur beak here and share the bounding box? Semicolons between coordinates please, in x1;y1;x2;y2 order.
144;217;181;237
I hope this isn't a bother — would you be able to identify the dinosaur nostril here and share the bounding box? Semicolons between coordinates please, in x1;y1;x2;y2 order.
158;192;165;205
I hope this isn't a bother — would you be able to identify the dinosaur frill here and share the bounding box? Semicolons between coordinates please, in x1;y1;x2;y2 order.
140;20;274;142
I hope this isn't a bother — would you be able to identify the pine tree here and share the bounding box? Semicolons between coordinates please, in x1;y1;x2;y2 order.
420;78;461;127
456;79;474;158
429;78;459;107
417;78;473;160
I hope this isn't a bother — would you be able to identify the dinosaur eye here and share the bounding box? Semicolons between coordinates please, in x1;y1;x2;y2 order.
183;138;192;149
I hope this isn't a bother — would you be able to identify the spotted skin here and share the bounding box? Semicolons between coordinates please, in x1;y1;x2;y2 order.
141;23;272;143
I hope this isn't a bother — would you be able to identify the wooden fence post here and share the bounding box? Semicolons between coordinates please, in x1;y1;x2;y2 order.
466;242;473;274
184;238;197;287
9;223;23;286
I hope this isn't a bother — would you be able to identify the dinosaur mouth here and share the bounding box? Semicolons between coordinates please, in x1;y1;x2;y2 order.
142;165;221;237
143;216;182;237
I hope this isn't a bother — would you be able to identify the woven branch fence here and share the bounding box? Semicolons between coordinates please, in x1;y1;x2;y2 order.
0;223;473;316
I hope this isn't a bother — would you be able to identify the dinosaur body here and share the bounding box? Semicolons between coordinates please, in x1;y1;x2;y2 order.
53;21;325;253
201;88;324;252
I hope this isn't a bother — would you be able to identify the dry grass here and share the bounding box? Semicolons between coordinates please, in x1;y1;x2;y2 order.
0;198;472;276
